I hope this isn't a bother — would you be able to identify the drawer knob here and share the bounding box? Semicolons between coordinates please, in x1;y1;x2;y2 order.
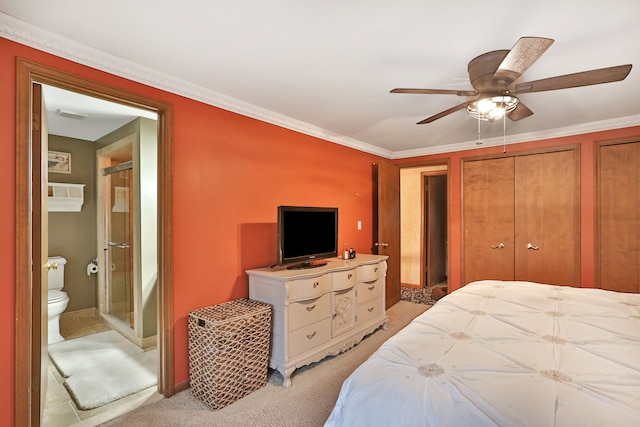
313;281;319;288
367;307;374;312
348;273;352;279
374;267;378;272
306;304;316;312
368;285;375;291
306;331;317;340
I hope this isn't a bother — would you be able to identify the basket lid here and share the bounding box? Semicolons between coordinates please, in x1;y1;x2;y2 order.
190;299;270;324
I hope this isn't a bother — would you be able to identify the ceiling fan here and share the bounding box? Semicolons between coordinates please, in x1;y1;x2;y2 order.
391;37;632;124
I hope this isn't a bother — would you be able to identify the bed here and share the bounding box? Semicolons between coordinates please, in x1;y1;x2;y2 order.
325;280;640;426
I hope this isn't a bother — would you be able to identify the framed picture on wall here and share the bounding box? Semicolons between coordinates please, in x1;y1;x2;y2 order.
48;150;71;174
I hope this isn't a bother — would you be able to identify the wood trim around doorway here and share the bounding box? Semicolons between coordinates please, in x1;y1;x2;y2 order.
15;58;174;426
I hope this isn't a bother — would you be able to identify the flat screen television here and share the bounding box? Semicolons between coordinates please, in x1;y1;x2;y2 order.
277;206;338;269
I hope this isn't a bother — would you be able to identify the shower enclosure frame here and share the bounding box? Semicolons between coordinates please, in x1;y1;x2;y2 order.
96;130;158;349
103;160;135;329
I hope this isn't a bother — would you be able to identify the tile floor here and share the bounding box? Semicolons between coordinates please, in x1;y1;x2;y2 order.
43;309;163;427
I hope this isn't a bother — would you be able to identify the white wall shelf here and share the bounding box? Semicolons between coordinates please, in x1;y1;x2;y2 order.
48;182;85;212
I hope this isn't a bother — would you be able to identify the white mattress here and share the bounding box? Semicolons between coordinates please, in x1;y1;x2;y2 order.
325;280;640;427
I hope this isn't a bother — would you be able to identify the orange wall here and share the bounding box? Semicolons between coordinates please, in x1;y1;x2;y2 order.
395;126;640;293
0;38;381;422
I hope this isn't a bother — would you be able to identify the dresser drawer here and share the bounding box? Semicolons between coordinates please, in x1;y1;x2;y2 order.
357;297;384;325
331;268;357;291
356;261;386;282
357;277;384;303
288;318;332;358
287;293;330;332
287;275;331;302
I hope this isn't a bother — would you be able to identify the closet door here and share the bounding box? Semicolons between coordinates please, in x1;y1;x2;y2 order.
462;157;515;284
597;140;640;293
515;150;580;286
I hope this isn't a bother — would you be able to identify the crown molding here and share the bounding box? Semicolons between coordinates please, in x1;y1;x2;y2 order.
391;114;640;159
0;12;392;158
3;12;638;161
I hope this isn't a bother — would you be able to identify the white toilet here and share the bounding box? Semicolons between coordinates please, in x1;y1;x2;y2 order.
47;256;70;345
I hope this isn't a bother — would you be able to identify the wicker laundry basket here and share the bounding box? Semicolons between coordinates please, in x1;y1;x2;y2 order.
188;299;272;410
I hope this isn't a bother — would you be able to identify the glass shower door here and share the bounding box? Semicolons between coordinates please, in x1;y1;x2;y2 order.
103;161;134;328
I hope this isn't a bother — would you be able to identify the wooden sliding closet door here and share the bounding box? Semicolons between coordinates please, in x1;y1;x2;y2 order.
462;157;515;284
597;140;640;293
515;150;579;286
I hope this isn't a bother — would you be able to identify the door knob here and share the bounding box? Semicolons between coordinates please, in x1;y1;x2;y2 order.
374;242;389;248
46;262;58;271
527;243;540;250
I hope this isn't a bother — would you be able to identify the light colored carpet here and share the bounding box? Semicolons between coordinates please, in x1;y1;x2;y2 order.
48;330;144;377
100;300;430;427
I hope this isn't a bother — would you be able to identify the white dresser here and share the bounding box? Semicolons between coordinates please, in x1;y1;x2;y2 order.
247;254;388;387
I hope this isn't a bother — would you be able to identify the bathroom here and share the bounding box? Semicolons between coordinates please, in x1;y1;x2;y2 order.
44;85;160;423
48;113;157;347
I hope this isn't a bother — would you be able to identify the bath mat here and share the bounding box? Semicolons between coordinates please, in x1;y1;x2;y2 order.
48;330;144;377
65;349;157;410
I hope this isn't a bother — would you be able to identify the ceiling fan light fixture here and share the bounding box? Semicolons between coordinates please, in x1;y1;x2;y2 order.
467;95;519;121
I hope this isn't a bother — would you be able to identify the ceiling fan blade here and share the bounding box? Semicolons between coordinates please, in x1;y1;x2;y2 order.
391;88;478;96
508;102;533;121
514;64;632;94
493;37;554;86
417;101;472;124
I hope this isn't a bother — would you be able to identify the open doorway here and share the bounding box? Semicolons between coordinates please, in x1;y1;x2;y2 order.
423;174;447;287
399;164;448;303
42;87;161;423
15;58;174;426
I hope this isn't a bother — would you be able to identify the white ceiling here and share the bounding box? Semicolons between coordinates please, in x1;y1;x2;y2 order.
2;1;640;157
42;85;157;141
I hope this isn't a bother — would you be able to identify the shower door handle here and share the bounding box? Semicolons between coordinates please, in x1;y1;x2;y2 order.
108;241;130;249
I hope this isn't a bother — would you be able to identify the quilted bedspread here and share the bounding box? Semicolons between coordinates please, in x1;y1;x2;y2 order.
325;280;640;427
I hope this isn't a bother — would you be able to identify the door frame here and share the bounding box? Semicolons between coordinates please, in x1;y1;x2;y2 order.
15;58;174;426
396;161;450;290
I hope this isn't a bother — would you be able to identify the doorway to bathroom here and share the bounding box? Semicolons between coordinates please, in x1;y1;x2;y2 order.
44;91;158;423
15;59;175;426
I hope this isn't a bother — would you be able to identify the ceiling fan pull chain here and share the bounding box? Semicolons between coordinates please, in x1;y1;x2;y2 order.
503;115;507;154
